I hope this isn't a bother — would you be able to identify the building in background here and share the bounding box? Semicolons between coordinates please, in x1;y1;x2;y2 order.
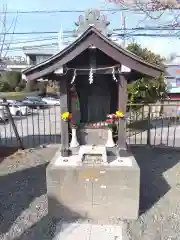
1;56;29;72
23;44;59;66
165;57;180;99
0;44;65;73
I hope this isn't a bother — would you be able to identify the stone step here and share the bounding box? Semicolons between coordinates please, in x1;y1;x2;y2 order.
53;221;125;240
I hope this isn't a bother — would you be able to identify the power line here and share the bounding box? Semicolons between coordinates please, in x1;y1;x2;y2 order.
2;36;58;42
2;34;179;52
1;28;180;52
0;31;72;35
0;8;163;14
2;43;58;51
113;27;180;31
1;27;180;36
3;36;58;45
0;9;114;14
115;33;180;37
1;8;180;14
2;32;180;51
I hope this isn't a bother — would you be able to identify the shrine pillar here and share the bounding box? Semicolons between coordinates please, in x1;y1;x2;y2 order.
118;73;128;152
56;75;69;155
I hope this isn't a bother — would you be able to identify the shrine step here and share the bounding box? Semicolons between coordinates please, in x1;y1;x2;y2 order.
53;221;126;240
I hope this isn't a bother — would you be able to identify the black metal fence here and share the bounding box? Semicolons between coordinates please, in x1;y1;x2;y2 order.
127;102;180;148
0;102;61;149
0;101;180;149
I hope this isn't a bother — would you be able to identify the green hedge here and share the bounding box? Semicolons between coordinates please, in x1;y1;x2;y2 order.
0;91;40;100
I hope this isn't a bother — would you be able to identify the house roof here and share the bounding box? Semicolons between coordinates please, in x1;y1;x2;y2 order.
23;26;165;80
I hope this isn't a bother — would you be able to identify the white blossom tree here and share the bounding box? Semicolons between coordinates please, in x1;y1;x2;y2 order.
105;0;180;19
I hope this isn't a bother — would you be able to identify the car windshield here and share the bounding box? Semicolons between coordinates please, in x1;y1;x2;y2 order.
9;104;19;108
26;97;42;101
26;97;42;102
16;102;24;105
46;94;58;99
47;98;56;100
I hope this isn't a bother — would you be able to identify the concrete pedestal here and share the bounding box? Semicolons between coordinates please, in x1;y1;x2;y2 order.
46;147;140;224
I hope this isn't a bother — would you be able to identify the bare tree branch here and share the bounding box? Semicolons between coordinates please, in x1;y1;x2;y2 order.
3;11;18;57
0;4;8;58
0;4;18;62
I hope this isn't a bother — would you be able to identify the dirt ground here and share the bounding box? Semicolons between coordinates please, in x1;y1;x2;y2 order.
0;145;179;240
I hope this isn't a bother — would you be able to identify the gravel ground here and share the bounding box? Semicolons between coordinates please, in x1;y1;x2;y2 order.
0;147;58;240
128;146;180;240
0;145;180;240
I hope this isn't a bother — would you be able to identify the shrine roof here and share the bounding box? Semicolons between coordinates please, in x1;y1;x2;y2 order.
23;26;165;80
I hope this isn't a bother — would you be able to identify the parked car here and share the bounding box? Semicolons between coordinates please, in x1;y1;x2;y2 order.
22;96;47;109
0;99;17;121
7;100;17;104
9;103;31;116
39;93;59;99
0;106;8;122
41;97;60;105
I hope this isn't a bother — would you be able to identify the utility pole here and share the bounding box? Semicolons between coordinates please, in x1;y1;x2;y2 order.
121;11;126;48
58;25;63;50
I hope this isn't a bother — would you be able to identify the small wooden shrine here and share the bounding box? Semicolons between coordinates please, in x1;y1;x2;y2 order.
23;10;165;158
24;11;166;223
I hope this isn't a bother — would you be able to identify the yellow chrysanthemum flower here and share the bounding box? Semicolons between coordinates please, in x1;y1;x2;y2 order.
116;110;124;118
61;112;70;121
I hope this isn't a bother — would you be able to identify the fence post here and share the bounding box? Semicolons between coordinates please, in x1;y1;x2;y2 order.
3;98;24;149
147;105;151;145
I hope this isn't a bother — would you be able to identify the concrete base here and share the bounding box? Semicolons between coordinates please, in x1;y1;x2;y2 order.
46;147;140;224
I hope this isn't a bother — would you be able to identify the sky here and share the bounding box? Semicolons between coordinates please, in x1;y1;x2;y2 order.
0;0;180;58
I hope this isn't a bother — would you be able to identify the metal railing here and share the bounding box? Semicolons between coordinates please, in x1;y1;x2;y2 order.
0;101;180;149
0;101;61;149
127;102;180;148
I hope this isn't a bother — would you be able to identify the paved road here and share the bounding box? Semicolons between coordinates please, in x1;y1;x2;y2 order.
0;106;61;148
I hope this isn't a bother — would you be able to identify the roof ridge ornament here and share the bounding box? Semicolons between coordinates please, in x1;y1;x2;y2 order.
74;9;111;37
89;44;96;49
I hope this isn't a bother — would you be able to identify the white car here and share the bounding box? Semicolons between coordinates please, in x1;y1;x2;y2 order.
0;100;31;118
9;103;31;116
0;106;8;121
42;97;60;105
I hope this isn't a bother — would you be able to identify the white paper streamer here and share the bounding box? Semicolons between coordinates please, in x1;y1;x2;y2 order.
112;67;117;82
89;68;93;84
71;69;77;84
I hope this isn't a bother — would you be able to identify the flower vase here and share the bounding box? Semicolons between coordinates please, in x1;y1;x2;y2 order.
106;128;115;147
70;127;79;148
